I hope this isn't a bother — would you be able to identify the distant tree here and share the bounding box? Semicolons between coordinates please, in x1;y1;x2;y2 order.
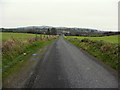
51;28;57;35
47;29;51;35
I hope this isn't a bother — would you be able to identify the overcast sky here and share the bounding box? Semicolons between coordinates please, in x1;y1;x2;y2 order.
0;0;119;31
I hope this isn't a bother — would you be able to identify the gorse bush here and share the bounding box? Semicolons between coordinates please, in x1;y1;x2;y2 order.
65;37;119;71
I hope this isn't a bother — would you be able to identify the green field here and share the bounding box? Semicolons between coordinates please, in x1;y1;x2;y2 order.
66;35;119;44
2;33;47;42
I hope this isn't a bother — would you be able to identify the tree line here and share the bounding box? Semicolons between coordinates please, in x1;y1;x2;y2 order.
1;27;119;37
1;28;57;35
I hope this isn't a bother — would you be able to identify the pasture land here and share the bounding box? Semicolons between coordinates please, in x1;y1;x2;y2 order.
2;33;47;42
66;35;119;44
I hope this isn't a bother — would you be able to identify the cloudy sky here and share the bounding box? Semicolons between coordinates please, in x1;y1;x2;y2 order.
0;0;119;31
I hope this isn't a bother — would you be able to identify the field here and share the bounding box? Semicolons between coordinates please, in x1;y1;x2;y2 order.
66;35;119;44
2;33;47;42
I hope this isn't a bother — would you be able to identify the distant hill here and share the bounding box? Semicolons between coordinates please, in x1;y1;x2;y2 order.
1;26;99;32
1;26;119;36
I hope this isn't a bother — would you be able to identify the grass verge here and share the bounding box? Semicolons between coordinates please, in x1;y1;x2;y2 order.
2;36;58;79
64;36;119;71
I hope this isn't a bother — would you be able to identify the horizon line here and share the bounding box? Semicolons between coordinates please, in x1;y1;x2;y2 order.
0;25;118;32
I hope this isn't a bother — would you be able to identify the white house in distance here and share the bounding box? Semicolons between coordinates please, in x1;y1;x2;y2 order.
62;31;70;35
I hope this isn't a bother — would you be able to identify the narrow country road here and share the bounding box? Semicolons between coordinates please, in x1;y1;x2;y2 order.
26;36;118;88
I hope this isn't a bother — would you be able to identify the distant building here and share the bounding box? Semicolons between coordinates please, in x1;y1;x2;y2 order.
62;31;70;35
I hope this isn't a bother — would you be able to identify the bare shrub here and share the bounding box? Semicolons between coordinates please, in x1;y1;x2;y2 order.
2;39;22;53
81;38;90;43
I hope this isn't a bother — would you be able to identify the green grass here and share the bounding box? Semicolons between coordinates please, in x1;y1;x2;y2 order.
0;33;2;43
66;35;119;44
64;36;119;71
2;32;47;42
2;38;56;78
2;32;58;78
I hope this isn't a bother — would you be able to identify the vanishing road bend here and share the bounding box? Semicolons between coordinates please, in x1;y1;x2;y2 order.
26;36;118;88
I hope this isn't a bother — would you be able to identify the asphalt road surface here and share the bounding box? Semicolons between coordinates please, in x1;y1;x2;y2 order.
26;36;118;88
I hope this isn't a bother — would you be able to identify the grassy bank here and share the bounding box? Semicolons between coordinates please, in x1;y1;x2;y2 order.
2;33;58;78
64;35;119;71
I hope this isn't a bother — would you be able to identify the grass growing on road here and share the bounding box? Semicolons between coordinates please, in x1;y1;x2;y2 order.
2;33;58;78
64;35;119;71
